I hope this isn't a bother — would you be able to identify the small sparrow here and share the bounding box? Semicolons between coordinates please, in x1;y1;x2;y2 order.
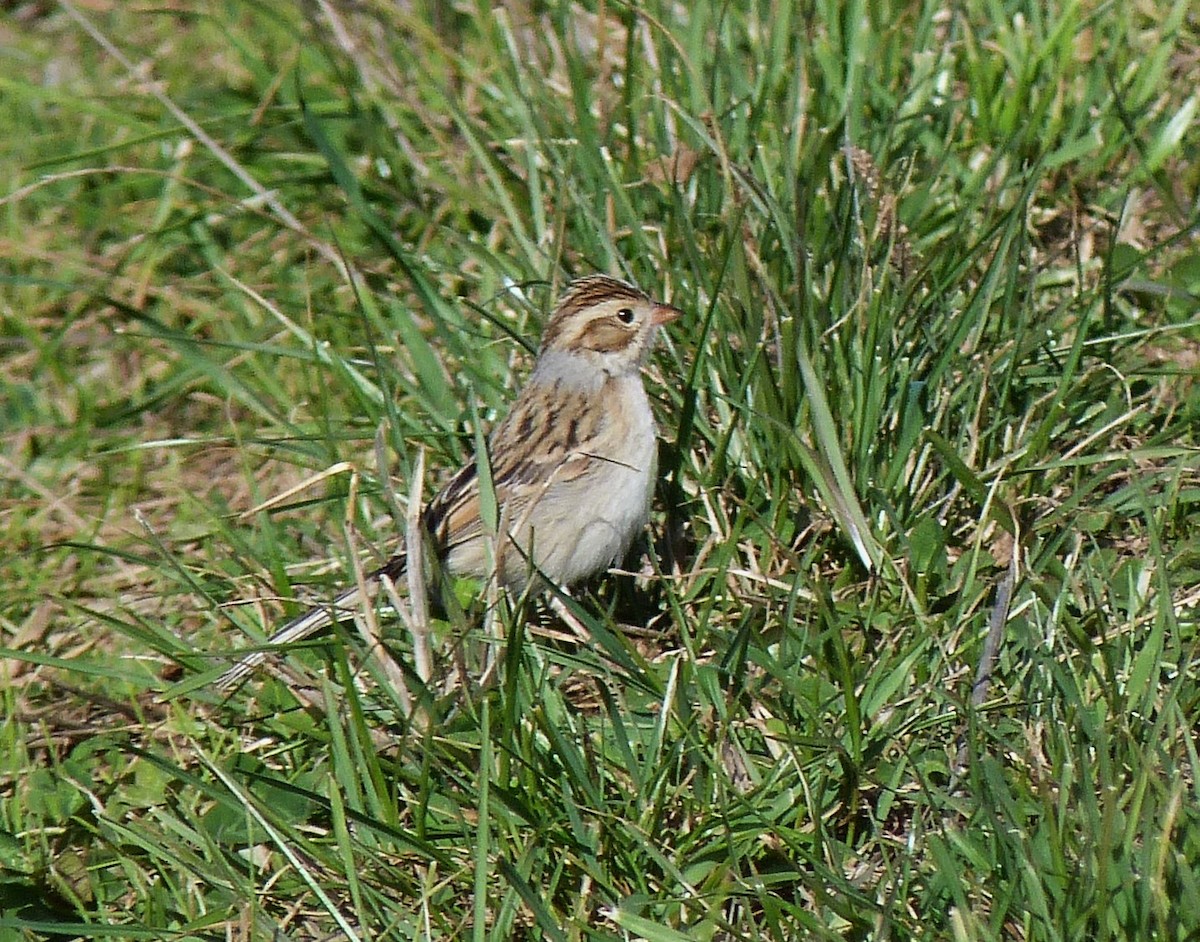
214;275;681;690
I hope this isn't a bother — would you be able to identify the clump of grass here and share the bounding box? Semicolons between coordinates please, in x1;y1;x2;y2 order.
2;2;1198;939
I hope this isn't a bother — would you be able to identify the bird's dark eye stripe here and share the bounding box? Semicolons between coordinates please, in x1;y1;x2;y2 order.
616;308;635;324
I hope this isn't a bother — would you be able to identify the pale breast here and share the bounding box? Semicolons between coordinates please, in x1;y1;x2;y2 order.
431;366;660;589
542;375;657;584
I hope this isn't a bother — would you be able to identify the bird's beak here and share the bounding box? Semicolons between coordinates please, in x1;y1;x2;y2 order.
652;302;684;326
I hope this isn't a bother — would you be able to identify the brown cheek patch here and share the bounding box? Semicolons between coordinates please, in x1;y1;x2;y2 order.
582;322;634;353
541;276;649;349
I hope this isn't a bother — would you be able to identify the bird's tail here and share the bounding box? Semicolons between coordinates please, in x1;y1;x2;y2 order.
214;552;407;692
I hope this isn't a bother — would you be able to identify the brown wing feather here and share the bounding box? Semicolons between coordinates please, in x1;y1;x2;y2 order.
420;379;612;569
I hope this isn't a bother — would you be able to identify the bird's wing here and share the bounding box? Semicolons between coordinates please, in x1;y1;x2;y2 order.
422;382;606;558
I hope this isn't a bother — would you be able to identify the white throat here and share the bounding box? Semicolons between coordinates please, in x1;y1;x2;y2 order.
529;348;621;391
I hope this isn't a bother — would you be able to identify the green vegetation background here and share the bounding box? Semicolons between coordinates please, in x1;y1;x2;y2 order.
2;1;1198;939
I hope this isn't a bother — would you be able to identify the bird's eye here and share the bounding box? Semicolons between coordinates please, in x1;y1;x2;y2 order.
616;308;636;325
